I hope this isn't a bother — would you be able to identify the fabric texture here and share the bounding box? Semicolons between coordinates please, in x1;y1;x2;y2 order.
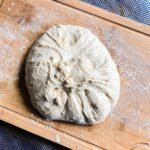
82;0;150;25
0;1;149;150
0;121;69;150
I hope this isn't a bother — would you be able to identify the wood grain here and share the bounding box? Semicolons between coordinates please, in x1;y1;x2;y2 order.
0;106;101;150
56;0;150;36
0;0;150;149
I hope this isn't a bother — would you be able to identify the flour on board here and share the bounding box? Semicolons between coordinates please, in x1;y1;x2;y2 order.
0;3;150;137
102;28;150;135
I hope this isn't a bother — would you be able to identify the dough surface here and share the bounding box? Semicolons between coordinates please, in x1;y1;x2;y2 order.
25;25;120;124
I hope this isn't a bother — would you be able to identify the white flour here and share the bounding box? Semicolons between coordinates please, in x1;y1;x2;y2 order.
0;7;45;81
0;20;25;81
102;28;150;136
55;134;60;143
0;2;150;139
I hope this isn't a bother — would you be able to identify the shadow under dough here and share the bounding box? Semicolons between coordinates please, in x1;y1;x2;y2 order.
17;48;43;118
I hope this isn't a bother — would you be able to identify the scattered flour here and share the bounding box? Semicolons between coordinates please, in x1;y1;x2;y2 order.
101;28;150;136
0;1;150;139
76;145;80;149
55;134;60;143
0;4;67;82
11;2;14;6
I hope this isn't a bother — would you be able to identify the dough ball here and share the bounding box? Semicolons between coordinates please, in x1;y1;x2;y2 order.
25;25;120;124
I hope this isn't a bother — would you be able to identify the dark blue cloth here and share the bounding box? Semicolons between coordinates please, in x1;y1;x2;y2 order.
0;1;150;150
0;121;69;150
83;0;150;25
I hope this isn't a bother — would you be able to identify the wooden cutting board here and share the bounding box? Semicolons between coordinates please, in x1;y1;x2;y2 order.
0;0;150;149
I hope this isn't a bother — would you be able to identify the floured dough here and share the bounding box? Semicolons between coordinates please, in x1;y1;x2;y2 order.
25;25;120;124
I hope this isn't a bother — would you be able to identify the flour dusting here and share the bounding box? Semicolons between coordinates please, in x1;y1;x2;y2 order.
0;20;26;81
101;28;150;136
55;134;60;143
0;1;150;140
0;3;67;82
19;7;66;33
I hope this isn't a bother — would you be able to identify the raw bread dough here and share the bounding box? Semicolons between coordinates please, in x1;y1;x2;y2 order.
25;25;120;124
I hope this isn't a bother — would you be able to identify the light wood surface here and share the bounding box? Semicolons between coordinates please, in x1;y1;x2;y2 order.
56;0;150;36
0;0;150;149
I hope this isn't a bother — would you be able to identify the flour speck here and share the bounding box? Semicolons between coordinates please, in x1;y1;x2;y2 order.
55;134;60;143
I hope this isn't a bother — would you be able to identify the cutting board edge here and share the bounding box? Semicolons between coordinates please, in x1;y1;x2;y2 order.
55;0;150;36
0;105;102;150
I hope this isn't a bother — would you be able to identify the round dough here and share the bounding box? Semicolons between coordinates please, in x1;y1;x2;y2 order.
25;25;120;124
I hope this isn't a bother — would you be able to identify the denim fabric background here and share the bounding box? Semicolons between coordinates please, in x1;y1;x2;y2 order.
0;122;69;150
0;0;150;150
83;0;150;25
